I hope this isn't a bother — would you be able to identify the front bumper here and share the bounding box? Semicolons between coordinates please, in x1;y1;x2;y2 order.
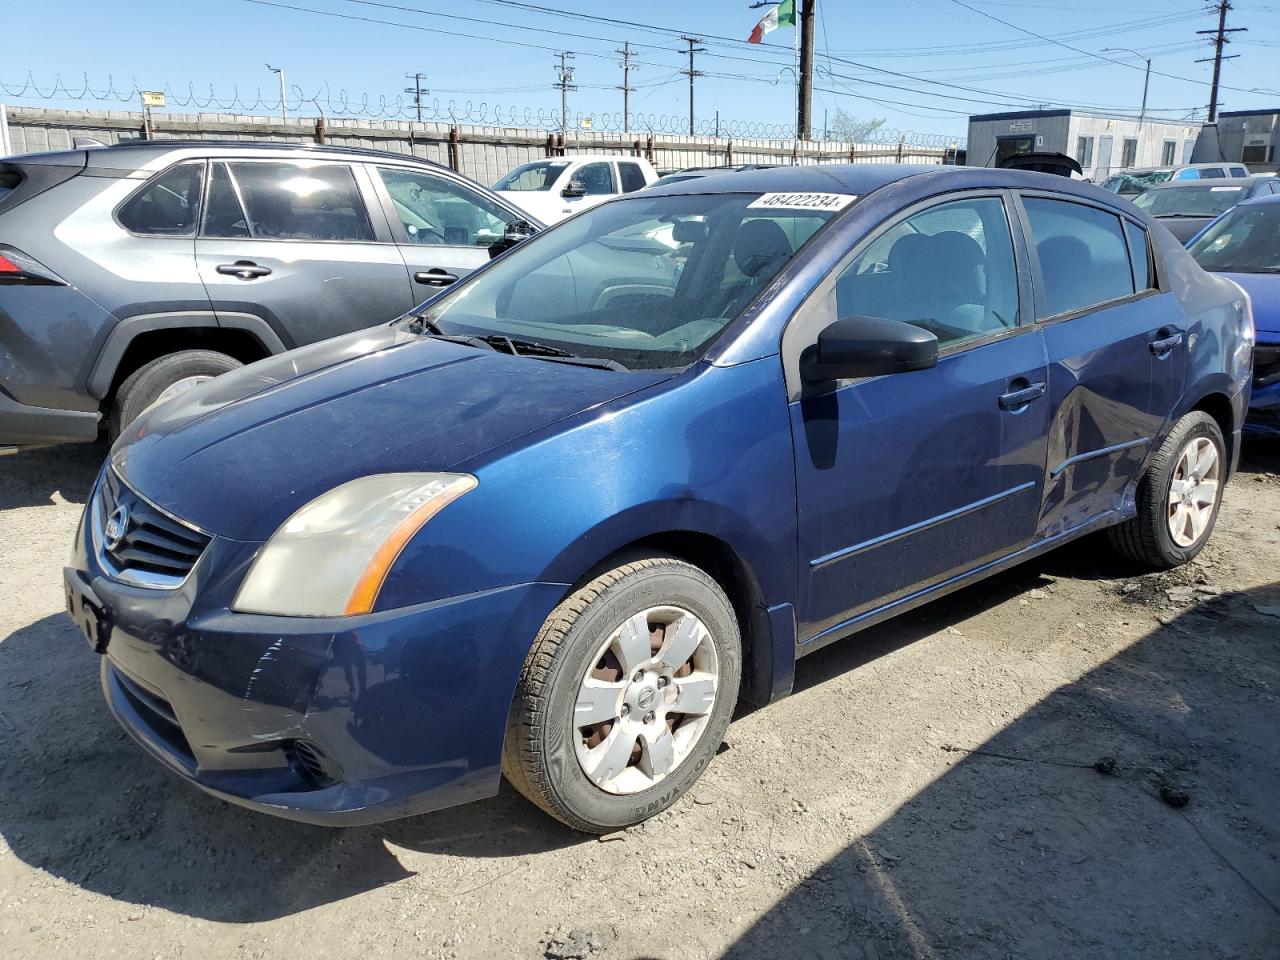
0;388;100;447
66;495;566;826
1245;340;1280;438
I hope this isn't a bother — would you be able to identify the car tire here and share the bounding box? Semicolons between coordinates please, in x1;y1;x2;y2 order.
502;555;741;833
1106;411;1226;569
109;350;241;441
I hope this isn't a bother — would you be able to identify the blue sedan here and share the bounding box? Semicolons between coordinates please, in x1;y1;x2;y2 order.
65;164;1253;832
1187;193;1280;436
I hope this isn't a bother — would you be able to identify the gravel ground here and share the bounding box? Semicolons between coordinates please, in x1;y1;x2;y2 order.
2;440;1279;960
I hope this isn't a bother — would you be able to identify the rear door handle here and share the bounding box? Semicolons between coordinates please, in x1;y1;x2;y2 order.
998;381;1046;410
414;270;458;287
215;261;272;280
1149;332;1183;355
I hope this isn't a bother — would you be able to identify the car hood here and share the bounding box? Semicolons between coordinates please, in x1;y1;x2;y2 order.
1220;272;1280;340
111;324;670;540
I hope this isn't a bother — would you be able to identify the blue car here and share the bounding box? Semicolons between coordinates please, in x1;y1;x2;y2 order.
64;164;1253;833
1186;193;1280;436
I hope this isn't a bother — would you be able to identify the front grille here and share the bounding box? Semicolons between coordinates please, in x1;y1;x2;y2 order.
111;664;194;761
94;469;211;588
1255;345;1280;390
288;740;339;786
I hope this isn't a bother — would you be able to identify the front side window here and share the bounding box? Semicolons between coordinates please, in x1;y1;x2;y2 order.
220;162;373;242
118;161;204;236
1174;168;1201;180
1200;168;1226;179
493;160;570;192
831;196;1019;349
377;167;511;247
573;162;617;196
413;192;843;370
1024;197;1135;317
617;162;648;193
1187;204;1280;274
1131;185;1246;219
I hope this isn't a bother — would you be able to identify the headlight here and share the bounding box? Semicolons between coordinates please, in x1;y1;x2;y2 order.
232;473;476;617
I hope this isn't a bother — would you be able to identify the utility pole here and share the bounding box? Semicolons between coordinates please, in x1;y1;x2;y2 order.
265;63;287;123
797;0;815;140
554;51;577;143
616;42;637;135
1102;47;1150;127
403;73;428;123
679;36;705;136
1196;0;1246;123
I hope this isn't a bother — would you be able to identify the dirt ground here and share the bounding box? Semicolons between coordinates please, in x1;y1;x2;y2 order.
1;439;1278;960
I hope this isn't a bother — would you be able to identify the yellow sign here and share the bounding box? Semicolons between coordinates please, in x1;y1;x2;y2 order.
581;117;593;130
141;91;165;108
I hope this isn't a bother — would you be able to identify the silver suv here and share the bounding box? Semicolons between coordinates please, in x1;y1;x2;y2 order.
0;140;539;449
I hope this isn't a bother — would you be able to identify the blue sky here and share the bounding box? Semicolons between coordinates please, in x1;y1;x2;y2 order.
3;0;1278;140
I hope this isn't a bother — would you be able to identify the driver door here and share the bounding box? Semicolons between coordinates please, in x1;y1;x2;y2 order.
784;193;1050;645
367;164;517;298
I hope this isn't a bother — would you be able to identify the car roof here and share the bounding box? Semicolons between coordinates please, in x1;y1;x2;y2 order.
1238;193;1280;206
1145;177;1258;190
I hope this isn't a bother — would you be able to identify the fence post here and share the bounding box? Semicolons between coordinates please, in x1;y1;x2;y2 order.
313;116;326;145
646;135;654;163
633;138;641;157
896;136;905;163
449;125;460;171
545;133;555;157
727;139;734;166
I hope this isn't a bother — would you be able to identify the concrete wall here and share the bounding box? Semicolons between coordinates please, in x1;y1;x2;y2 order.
966;111;1203;181
2;107;952;185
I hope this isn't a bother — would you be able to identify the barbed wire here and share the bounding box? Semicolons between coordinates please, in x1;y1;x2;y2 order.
0;72;966;147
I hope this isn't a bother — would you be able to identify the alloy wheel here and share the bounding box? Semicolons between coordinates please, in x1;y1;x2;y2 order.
1167;435;1220;547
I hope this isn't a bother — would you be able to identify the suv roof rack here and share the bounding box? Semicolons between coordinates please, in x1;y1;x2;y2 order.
104;138;450;169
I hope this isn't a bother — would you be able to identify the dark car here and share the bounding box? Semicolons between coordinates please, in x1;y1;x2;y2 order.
649;164;778;189
65;164;1251;833
1187;193;1280;435
1131;177;1280;242
0;140;538;450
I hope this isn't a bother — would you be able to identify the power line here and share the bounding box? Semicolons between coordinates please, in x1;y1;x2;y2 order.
1197;0;1247;122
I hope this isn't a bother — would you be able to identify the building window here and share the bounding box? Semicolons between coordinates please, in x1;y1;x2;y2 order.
1121;138;1138;168
1076;136;1095;169
1161;140;1177;165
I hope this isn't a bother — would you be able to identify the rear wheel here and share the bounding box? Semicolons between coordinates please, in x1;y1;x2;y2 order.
502;555;741;833
1106;411;1226;569
109;349;241;441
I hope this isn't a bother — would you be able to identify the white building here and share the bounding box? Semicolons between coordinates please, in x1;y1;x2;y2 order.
966;109;1202;182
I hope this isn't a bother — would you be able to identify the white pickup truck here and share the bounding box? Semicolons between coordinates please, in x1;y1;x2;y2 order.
493;155;658;224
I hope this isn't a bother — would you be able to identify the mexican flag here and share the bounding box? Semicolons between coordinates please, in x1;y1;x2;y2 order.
747;0;795;43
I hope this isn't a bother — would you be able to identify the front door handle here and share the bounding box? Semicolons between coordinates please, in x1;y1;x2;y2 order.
1149;331;1183;356
415;269;459;287
999;381;1046;410
215;261;272;280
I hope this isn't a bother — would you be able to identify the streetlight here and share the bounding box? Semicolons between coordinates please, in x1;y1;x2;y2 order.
1102;47;1151;127
266;63;287;123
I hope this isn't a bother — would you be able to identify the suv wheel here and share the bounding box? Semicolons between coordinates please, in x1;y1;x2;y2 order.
502;555;741;833
1106;411;1226;569
109;350;242;441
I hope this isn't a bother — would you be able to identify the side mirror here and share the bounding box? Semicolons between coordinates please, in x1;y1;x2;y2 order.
561;180;587;199
800;315;938;383
503;218;538;245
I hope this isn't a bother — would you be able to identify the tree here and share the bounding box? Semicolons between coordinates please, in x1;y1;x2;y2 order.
827;109;886;143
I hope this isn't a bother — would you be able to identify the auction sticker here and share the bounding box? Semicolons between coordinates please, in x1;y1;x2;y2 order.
748;192;858;211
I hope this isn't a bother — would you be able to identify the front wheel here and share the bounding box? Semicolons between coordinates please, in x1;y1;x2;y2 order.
502;555;741;833
1107;410;1226;569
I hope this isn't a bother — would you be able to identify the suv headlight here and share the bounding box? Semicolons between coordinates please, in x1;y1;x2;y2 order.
232;473;476;617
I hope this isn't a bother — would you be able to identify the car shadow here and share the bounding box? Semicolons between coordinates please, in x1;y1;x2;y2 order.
0;443;104;509
722;581;1280;959
0;611;580;923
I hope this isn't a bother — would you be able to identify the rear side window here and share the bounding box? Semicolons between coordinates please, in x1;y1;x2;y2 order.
1123;220;1154;292
118;161;204;236
221;161;373;241
617;162;648;193
1024;197;1135;317
1230;166;1248;178
203;162;249;238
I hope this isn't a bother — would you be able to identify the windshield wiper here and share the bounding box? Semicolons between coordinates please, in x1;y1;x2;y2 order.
472;334;628;371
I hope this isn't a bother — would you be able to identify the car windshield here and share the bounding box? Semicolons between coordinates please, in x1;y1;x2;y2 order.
493;160;570;192
1133;185;1246;218
412;192;845;370
1102;170;1173;194
1187;203;1280;274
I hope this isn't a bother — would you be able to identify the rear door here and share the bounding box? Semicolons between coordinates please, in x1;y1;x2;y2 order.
1016;193;1185;536
194;158;415;348
366;163;519;297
